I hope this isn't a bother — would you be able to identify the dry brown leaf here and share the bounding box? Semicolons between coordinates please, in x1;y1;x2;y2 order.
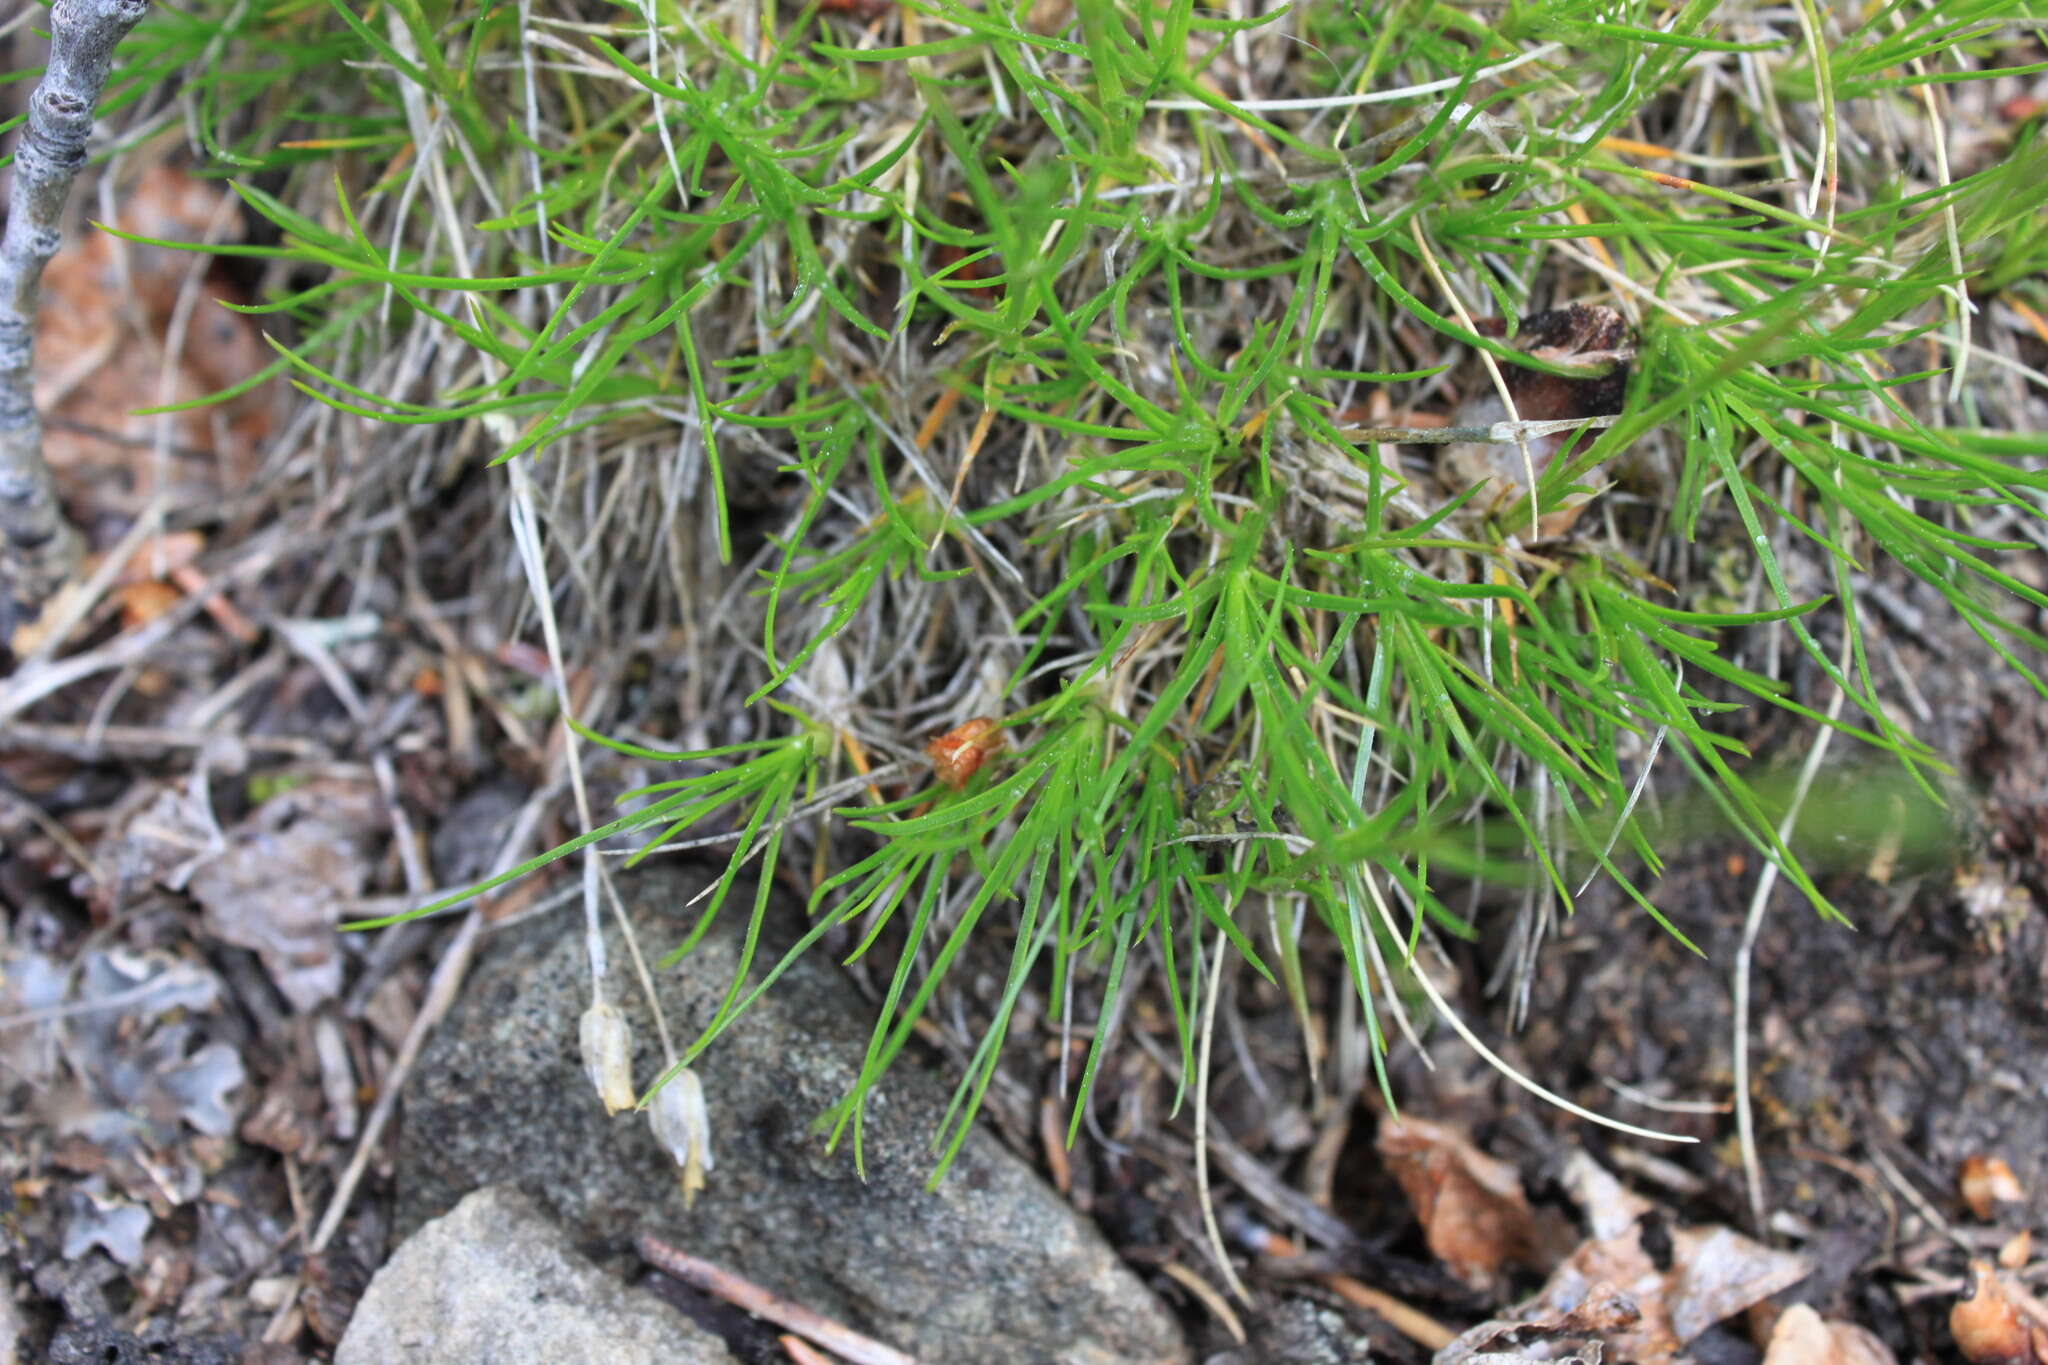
103;530;206;584
1378;1115;1542;1291
1434;1279;1640;1363
1962;1156;2026;1221
239;1071;324;1159
1952;1261;2038;1365
1471;1155;1813;1365
1437;303;1634;538
301;1249;368;1347
1764;1304;1896;1365
116;578;183;630
39;164;275;525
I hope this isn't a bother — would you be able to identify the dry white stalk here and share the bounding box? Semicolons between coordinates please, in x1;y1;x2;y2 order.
0;0;150;620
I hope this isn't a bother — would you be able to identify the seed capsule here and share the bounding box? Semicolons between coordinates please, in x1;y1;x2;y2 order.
650;1069;715;1207
578;1003;635;1116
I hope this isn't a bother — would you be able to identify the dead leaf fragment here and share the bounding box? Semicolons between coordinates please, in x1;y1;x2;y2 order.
1484;1154;1813;1365
1434;1279;1641;1363
187;777;385;1011
117;578;182;630
1764;1304;1896;1365
240;1074;324;1159
39;165;276;521
1953;1262;2035;1365
1566;1155;1810;1348
302;1249;368;1346
1437;303;1634;537
91;779;223;914
1378;1115;1542;1290
105;531;205;584
1962;1156;2026;1221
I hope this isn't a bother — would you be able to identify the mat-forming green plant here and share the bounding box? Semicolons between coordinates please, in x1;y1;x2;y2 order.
111;0;2048;1171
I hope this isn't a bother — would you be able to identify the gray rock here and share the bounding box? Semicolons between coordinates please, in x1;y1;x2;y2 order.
397;866;1189;1365
336;1185;733;1365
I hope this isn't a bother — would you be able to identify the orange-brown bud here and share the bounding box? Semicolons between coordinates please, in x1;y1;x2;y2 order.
925;717;1004;790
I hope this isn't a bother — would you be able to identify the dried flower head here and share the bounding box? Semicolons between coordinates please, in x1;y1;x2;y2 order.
925;716;1004;790
649;1068;714;1208
578;1002;636;1116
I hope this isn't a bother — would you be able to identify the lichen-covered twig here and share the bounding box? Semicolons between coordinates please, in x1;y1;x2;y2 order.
0;0;150;620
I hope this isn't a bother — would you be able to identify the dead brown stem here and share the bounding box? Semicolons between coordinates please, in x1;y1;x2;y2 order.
636;1233;920;1365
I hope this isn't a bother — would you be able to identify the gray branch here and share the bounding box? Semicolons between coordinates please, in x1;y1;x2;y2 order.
0;0;150;621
